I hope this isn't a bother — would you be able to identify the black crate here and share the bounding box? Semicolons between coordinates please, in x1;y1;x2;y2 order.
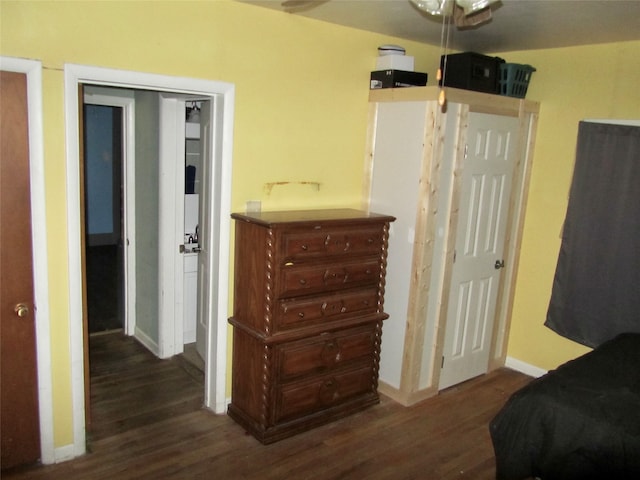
439;52;504;94
370;70;428;89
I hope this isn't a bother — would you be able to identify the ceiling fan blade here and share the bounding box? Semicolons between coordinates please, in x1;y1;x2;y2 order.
456;0;497;15
453;3;492;27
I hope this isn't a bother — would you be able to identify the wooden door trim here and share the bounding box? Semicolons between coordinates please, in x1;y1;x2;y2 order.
0;57;54;464
78;84;91;433
489;109;539;370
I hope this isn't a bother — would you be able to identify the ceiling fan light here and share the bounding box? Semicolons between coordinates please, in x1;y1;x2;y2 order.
456;0;497;15
410;0;454;17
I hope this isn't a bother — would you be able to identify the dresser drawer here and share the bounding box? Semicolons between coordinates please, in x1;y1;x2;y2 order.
279;259;381;298
277;288;378;331
274;364;375;423
281;226;385;261
276;324;377;381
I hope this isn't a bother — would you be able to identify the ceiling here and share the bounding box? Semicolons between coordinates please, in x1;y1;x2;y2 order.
240;0;640;53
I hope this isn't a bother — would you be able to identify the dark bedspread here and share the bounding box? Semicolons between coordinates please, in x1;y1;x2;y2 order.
490;333;640;480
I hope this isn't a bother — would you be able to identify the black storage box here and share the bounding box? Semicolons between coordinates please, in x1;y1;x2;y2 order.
439;52;504;94
370;70;428;89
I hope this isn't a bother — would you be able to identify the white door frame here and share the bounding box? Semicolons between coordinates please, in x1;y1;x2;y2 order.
83;91;137;336
64;64;234;458
0;56;54;464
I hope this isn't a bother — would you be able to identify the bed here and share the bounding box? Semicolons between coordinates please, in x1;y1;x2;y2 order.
490;333;640;480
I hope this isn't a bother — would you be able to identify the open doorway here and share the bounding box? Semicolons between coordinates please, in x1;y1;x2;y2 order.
82;87;217;353
81;87;213;439
64;65;234;457
83;103;124;334
82;85;212;442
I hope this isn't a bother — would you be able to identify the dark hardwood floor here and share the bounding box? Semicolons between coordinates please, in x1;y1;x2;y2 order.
87;332;205;442
86;245;122;333
5;332;532;479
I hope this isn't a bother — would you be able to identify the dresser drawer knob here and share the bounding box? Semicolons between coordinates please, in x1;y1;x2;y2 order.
301;244;308;251
323;270;341;282
299;278;307;285
340;306;347;313
298;312;305;318
365;269;372;275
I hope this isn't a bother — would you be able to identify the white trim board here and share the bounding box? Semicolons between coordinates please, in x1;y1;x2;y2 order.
64;63;235;459
505;356;548;379
134;326;160;357
0;56;54;464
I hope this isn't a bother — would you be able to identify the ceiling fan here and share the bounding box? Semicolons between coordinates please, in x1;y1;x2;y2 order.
281;0;499;27
410;0;499;27
280;0;500;106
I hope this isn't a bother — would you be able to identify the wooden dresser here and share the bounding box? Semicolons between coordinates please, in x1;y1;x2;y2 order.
227;209;395;443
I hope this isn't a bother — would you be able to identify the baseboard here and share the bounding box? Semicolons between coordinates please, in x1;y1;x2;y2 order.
134;326;160;356
54;444;76;464
377;380;404;404
213;396;232;415
505;356;548;378
377;380;438;406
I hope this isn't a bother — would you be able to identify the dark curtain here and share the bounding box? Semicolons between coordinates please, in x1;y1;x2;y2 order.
545;121;640;348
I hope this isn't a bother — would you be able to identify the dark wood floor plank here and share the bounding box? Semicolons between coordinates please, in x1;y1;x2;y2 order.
4;332;533;479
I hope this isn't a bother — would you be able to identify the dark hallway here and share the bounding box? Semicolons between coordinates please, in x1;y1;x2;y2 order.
86;245;122;333
83;102;124;334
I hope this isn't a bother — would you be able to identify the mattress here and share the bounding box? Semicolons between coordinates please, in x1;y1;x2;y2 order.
490;333;640;480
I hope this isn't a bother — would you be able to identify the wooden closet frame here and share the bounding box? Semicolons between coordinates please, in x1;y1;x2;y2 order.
362;87;540;405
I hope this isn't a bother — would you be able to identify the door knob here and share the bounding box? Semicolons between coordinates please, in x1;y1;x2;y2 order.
14;303;29;318
494;259;505;270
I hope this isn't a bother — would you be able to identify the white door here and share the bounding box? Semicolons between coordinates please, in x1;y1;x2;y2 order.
195;99;213;360
159;95;187;357
159;95;212;360
159;92;231;413
195;97;232;413
439;113;519;390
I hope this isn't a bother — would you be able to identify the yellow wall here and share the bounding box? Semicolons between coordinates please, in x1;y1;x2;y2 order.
0;0;439;449
2;0;639;451
502;41;640;370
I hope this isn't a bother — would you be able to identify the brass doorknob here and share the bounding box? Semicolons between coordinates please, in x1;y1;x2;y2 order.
14;303;29;318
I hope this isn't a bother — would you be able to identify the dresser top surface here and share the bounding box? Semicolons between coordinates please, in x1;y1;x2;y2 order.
231;209;395;227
